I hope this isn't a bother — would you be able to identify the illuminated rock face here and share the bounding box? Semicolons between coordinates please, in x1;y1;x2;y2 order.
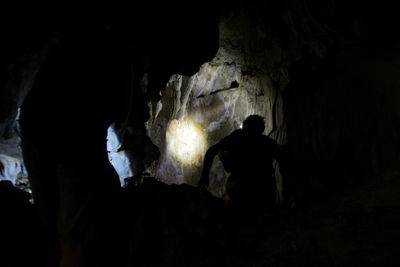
166;118;207;167
0;121;28;191
0;148;25;185
144;12;291;198
106;124;134;185
146;57;284;197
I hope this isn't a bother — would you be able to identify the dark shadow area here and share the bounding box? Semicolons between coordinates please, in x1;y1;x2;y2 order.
0;181;49;267
3;172;400;266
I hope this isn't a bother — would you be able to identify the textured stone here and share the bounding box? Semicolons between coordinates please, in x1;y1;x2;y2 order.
0;121;27;189
146;55;284;197
107;123;133;184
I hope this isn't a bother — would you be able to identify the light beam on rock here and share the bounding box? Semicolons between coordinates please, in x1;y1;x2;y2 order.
166;118;207;167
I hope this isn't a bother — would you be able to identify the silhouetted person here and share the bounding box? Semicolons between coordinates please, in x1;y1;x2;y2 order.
199;115;281;212
19;27;125;266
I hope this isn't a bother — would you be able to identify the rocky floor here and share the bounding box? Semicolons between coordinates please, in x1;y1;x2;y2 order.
1;172;400;266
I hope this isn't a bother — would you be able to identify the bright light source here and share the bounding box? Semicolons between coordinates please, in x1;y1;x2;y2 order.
166;118;207;166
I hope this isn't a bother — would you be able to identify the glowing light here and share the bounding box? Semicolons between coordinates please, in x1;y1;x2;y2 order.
166;118;207;166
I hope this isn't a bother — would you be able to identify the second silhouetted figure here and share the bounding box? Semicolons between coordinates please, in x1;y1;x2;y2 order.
199;115;281;212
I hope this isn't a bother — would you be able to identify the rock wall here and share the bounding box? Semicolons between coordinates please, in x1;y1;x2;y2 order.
145;12;287;197
0;110;29;192
144;1;399;202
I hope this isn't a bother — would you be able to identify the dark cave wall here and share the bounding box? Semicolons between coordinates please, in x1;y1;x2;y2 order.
277;0;400;202
0;2;222;131
0;13;49;137
284;43;400;200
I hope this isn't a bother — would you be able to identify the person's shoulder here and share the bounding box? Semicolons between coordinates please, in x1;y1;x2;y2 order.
231;129;244;136
261;135;279;145
221;129;243;139
219;129;243;144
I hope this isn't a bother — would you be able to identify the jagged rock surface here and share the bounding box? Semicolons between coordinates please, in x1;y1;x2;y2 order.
146;11;288;198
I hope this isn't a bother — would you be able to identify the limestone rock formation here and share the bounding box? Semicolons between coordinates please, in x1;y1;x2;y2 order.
145;13;287;198
0;110;29;192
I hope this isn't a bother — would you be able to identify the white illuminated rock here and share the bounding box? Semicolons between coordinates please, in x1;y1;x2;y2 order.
107;123;133;185
0;154;23;185
0;134;27;186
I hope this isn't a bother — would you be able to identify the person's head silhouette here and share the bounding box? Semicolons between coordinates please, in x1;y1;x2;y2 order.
242;115;265;134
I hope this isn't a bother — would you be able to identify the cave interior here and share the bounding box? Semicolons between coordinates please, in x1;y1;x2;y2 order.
1;1;400;266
